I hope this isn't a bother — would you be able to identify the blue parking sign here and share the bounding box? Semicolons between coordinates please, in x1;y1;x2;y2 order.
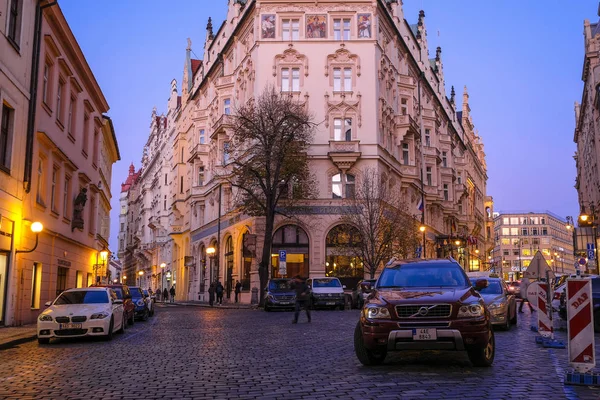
279;250;287;262
588;249;595;260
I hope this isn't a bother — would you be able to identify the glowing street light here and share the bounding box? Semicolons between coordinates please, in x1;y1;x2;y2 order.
16;221;44;254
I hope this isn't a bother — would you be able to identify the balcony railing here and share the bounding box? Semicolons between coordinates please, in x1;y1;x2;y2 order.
328;140;360;153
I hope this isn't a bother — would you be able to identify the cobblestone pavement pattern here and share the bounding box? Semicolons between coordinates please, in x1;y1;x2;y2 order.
1;305;599;400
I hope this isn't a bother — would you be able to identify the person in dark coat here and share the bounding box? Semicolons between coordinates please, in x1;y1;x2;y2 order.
215;281;224;305
234;280;242;303
170;285;176;303
163;288;169;303
291;275;311;323
208;282;216;307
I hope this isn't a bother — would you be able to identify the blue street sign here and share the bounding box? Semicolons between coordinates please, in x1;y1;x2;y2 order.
415;246;422;258
588;249;595;260
279;250;287;262
588;243;595;250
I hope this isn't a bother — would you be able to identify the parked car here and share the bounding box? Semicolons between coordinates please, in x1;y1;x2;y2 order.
143;289;156;315
553;273;595;311
129;286;150;321
470;277;517;330
307;277;346;310
559;276;600;332
354;258;495;367
37;287;125;344
351;279;377;309
506;281;521;297
264;279;296;311
94;284;135;326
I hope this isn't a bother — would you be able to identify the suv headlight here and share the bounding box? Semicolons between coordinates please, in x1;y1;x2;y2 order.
364;306;390;319
457;303;484;318
136;300;145;307
90;312;110;320
38;314;53;322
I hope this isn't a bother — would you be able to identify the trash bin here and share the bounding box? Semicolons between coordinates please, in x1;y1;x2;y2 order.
251;287;258;304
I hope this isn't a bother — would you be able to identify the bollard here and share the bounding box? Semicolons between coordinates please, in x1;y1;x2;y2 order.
251;287;258;304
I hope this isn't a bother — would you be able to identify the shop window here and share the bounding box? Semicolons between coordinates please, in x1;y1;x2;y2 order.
271;225;309;278
76;271;83;288
325;225;363;285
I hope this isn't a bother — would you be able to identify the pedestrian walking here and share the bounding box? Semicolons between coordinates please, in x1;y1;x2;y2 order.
291;275;311;323
519;277;534;313
208;282;216;307
216;281;224;305
170;285;176;303
163;288;169;303
156;288;161;302
234;280;242;303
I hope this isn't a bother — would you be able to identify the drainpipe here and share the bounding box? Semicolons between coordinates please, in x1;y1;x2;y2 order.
24;0;58;193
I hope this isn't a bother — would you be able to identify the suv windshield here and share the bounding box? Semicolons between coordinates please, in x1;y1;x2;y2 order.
313;279;341;288
55;290;108;305
130;287;143;298
378;263;469;288
269;280;292;291
471;279;502;295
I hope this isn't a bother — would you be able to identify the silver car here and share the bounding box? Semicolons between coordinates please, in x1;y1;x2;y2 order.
471;277;517;330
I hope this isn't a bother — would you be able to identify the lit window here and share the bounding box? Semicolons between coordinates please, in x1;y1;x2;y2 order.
333;118;352;141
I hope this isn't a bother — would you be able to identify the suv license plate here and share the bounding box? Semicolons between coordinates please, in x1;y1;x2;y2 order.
59;323;82;330
326;302;335;305
412;328;437;341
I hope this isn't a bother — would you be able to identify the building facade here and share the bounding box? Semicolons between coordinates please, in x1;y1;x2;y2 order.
121;0;490;303
491;212;575;281
1;2;120;326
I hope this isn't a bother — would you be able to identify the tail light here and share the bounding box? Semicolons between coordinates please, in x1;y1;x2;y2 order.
554;292;561;300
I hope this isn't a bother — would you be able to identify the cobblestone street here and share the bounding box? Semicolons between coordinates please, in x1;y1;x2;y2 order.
0;305;599;399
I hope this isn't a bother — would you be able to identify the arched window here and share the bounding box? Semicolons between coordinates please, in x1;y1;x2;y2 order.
326;224;363;288
271;225;309;278
332;173;355;199
225;236;234;297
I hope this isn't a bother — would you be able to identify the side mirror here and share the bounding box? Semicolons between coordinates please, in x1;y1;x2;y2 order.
474;279;489;290
44;301;52;307
113;299;123;304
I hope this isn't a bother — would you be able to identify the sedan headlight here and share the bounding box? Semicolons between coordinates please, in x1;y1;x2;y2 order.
90;312;110;320
364;306;391;319
136;300;145;307
488;301;507;311
457;303;485;318
38;314;53;322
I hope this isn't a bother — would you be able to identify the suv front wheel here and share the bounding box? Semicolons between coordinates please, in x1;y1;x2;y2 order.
466;330;495;367
354;322;387;366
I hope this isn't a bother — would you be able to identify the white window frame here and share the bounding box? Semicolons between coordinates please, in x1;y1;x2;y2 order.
333;117;352;141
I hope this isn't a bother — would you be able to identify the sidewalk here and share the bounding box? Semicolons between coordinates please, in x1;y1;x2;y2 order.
0;325;37;349
161;300;258;310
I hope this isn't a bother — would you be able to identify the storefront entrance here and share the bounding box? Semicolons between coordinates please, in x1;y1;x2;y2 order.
271;225;309;278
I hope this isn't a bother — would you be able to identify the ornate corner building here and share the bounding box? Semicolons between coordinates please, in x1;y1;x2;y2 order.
120;0;490;303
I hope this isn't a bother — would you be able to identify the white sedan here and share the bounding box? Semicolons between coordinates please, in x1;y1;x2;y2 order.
37;287;125;344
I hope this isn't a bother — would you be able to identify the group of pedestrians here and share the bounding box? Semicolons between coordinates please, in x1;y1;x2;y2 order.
208;281;224;306
155;285;176;303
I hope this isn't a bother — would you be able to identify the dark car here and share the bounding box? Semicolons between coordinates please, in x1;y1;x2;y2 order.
470;277;517;330
95;284;135;326
351;279;377;309
130;286;150;321
559;277;600;332
264;279;296;311
354;258;495;367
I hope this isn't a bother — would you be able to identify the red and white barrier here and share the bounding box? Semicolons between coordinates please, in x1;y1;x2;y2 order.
567;278;596;373
536;283;553;337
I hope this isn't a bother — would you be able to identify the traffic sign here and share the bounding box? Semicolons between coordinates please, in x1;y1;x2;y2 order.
588;250;595;260
278;250;287;276
579;258;587;266
525;251;555;281
279;250;287;262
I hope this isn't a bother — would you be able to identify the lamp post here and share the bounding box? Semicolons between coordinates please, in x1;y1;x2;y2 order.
579;205;598;273
419;225;426;259
122;275;127;284
206;246;216;283
138;270;144;287
160;262;166;296
100;250;108;282
16;221;43;254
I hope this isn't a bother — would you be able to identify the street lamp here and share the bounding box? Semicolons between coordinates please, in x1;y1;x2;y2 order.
419;225;426;259
160;262;166;296
138;270;144;287
206;246;216;282
16;221;44;253
579;205;598;273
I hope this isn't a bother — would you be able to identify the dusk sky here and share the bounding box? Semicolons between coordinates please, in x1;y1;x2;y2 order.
57;0;597;252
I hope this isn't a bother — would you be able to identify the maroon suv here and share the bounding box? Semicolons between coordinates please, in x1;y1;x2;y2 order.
354;259;495;367
94;284;135;327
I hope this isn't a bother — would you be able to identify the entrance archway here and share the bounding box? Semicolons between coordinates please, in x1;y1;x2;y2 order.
325;224;363;289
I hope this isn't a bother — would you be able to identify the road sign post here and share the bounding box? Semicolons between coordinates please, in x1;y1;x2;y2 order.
278;250;287;277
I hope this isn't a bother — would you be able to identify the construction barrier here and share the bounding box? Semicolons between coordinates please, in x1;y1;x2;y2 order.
536;283;552;337
566;278;595;373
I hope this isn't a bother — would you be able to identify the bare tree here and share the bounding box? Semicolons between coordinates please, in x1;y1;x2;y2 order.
341;168;420;279
226;86;316;305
